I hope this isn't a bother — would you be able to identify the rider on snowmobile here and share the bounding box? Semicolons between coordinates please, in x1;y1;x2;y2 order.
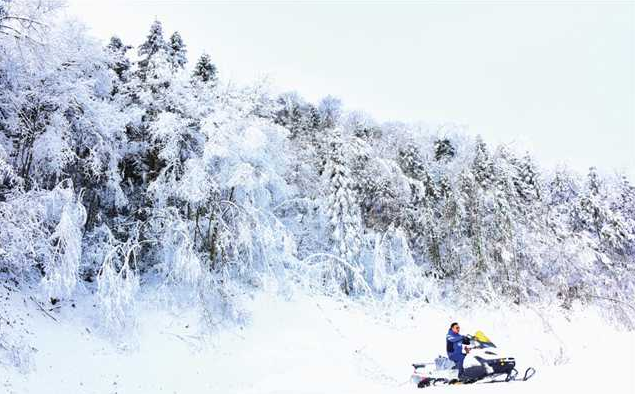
446;322;470;377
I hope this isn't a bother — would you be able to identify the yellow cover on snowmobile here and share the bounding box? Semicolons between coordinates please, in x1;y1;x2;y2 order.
473;331;494;346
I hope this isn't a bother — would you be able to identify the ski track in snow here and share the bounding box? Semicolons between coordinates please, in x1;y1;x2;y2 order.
1;286;634;394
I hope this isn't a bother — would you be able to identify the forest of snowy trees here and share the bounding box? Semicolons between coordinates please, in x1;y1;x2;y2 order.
1;1;634;331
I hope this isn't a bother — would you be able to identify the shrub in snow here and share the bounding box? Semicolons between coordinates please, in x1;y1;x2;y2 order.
96;231;140;334
197;272;250;330
0;144;17;187
151;208;203;286
300;252;372;297
0;181;85;298
41;184;86;298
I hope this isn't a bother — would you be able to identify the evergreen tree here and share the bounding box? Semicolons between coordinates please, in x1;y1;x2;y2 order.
397;142;426;180
514;153;542;202
436;175;466;277
138;20;167;79
323;128;362;263
458;168;486;272
106;36;131;81
105;36;132;98
119;22;189;224
434;138;455;161
577;167;632;252
275;92;306;139
490;148;521;299
614;174;635;253
192;53;217;83
472;136;495;188
615;174;635;224
404;178;441;271
549;168;578;206
545;168;579;241
168;31;187;69
576;167;603;237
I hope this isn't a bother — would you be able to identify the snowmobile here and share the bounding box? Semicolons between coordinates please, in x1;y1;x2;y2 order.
411;331;535;388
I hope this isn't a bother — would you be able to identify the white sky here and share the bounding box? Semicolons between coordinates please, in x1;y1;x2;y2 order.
66;0;635;179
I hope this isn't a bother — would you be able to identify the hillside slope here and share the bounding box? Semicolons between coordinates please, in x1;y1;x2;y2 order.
2;284;633;394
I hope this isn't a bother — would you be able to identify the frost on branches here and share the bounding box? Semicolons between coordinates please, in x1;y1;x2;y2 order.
0;2;634;336
317;128;367;294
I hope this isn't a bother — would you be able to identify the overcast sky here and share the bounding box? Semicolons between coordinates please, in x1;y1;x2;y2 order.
66;1;635;179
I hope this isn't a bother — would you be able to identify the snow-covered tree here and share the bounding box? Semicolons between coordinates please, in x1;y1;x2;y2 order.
514;153;542;202
0;3;633;330
472;136;495;188
576;167;632;252
168;31;187;69
397;142;426;180
322;128;363;283
434;138;455;161
138;20;167;80
318;95;342;129
192;53;217;84
106;36;132;84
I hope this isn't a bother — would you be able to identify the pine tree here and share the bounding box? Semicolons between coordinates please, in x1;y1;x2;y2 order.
502;150;543;235
614;174;635;254
192;53;217;83
106;36;132;87
434;138;455;161
545;169;578;241
306;104;321;132
549;169;578;206
405;178;442;271
576;167;603;237
458;168;486;273
397;143;426;180
577;167;632;252
490;149;521;299
323;129;362;263
514;153;542;202
168;31;187;69
461;138;497;279
141;49;174;114
472;136;495;188
138;20;168;79
615;174;635;222
437;175;465;277
139;20;166;58
275;92;306;138
396;141;443;272
120;21;189;215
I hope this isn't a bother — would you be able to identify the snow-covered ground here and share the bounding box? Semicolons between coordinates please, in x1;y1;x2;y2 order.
2;284;634;394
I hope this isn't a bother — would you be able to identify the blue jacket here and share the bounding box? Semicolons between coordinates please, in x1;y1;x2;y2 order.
446;329;465;359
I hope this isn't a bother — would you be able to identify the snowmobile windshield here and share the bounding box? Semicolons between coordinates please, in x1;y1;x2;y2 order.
472;331;496;348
